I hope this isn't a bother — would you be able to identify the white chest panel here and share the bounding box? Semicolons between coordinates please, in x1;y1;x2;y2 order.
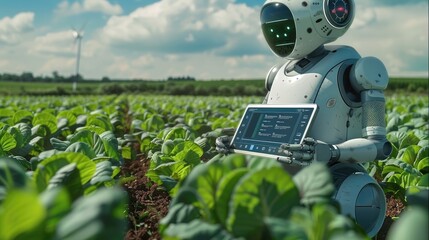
266;46;363;144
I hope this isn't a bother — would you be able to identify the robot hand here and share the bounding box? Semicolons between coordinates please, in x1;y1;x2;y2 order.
215;135;233;154
211;128;236;155
278;138;336;166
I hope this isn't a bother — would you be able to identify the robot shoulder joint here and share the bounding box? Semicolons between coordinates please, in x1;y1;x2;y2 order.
265;63;284;91
350;57;389;91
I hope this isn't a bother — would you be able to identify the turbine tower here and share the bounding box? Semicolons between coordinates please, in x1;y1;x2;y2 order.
72;27;84;92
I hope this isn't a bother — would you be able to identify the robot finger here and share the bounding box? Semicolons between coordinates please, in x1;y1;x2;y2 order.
280;143;314;152
215;136;231;146
221;128;236;136
303;137;316;145
292;159;311;166
281;150;313;160
277;156;293;164
278;156;311;166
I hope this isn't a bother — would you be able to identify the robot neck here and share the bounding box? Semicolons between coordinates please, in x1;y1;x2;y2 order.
286;45;329;74
308;45;327;58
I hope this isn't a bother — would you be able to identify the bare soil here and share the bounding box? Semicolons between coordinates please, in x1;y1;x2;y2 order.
121;157;171;240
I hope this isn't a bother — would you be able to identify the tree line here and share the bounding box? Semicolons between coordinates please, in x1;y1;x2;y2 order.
0;72;198;83
0;72;86;83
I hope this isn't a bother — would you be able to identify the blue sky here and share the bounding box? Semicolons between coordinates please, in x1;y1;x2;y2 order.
0;0;427;80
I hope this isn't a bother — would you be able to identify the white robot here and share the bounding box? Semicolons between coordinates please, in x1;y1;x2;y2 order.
217;0;392;236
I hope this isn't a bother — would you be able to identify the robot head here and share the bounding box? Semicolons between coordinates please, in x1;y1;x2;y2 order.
260;0;355;59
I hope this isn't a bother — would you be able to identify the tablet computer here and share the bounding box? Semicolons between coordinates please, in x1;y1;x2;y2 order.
230;104;318;159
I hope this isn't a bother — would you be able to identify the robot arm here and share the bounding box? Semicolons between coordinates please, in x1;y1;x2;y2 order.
335;57;392;163
279;57;392;165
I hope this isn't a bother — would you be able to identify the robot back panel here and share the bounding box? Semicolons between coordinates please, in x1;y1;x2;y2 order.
266;45;362;144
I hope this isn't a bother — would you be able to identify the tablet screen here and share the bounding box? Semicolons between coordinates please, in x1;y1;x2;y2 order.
231;104;317;158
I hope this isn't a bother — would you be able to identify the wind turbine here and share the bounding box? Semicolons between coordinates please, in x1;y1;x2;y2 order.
72;27;84;92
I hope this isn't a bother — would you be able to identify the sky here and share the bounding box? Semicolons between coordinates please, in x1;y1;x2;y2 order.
0;0;428;80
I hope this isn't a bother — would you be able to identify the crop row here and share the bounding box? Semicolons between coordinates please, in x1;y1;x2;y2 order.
0;94;428;239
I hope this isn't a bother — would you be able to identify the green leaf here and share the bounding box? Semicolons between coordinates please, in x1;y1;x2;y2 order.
121;146;135;160
164;127;187;140
163;219;235;240
161;139;175;155
418;139;429;148
69;129;93;145
57;110;77;127
86;114;113;132
386;116;400;132
387;206;428;240
221;154;248;170
90;161;113;185
289;204;366;240
417;174;429;187
0;108;14;119
400;145;421;165
159;175;178;192
416;146;429;162
293;163;335;205
417;157;429;174
215;168;248;227
400;132;421;149
0;157;28;202
47;163;83;200
0;190;46;240
33;152;96;193
65;142;97;159
185;162;227;221
50;138;71;151
7;126;23;149
247;156;282;170
40;188;72;236
171;140;204;158
160;202;200;231
33;112;58;134
141;115;165;132
8;155;32;171
0;130;17;152
228;166;300;240
170;161;193;182
264;217;307;240
100;131;121;162
13;123;32;145
12;110;33;124
54;186;127;240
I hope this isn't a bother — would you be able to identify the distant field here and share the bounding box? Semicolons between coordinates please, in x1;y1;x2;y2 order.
0;77;427;96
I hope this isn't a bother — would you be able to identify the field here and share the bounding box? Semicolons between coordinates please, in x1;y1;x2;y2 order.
0;93;428;239
0;77;427;96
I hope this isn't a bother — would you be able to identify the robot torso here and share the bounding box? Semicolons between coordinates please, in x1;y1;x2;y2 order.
266;45;363;144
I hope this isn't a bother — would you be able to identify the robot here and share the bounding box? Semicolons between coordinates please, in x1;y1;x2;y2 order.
217;0;392;237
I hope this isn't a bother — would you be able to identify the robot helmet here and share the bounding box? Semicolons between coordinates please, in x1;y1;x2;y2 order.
260;0;355;59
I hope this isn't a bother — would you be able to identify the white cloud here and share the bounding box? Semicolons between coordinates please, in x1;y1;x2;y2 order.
30;31;75;56
101;0;264;55
55;0;123;16
0;0;427;80
0;12;34;44
336;1;428;77
207;3;256;34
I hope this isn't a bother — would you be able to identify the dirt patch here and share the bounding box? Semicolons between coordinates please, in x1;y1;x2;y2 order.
121;157;171;240
377;194;406;240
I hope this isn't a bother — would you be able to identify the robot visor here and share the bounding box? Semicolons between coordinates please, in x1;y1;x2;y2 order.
260;2;296;57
